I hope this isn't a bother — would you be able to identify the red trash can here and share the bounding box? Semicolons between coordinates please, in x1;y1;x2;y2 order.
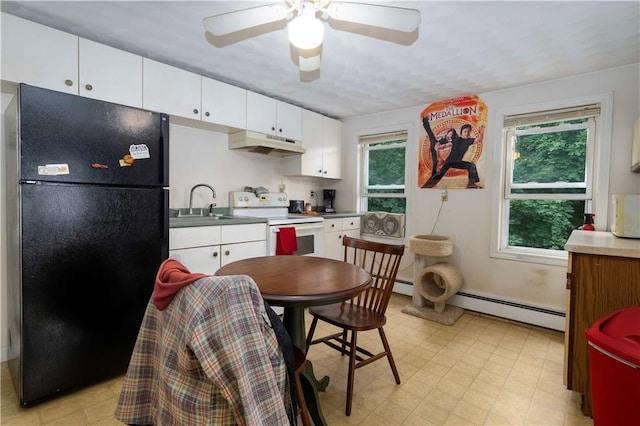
585;307;640;426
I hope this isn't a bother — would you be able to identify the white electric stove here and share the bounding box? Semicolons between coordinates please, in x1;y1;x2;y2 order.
229;191;325;257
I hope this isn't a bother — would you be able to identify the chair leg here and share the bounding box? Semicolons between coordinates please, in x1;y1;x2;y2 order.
305;316;319;353
295;365;312;426
378;327;400;384
345;330;358;416
340;328;348;356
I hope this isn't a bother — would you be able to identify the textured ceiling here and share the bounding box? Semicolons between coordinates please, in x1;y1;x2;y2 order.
2;1;639;119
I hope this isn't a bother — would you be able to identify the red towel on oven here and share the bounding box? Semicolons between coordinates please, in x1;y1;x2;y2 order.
276;227;298;255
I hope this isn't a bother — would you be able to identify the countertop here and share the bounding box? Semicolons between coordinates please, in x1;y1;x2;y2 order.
170;216;267;228
564;230;640;258
169;210;362;228
319;212;363;219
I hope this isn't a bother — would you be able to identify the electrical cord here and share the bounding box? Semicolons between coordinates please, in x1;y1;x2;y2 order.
311;191;320;209
430;199;445;235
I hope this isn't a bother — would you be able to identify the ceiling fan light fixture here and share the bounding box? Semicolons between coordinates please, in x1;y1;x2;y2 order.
288;14;324;49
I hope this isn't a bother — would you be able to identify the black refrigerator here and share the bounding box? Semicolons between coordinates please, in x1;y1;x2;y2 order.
6;84;169;406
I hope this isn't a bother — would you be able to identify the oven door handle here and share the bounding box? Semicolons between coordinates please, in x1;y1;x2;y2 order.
272;224;325;233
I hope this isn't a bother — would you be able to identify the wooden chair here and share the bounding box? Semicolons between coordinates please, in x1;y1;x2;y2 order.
293;346;312;426
305;236;405;416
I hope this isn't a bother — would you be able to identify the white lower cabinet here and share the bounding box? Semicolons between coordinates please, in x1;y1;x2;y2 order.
323;217;361;260
169;224;266;274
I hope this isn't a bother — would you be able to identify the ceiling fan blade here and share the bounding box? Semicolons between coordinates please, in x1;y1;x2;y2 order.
327;1;421;32
203;3;289;36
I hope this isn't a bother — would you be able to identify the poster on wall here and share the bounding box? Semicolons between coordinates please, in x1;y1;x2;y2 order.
418;95;488;189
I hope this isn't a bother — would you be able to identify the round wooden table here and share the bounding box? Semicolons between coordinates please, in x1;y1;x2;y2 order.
216;256;372;426
216;256;372;349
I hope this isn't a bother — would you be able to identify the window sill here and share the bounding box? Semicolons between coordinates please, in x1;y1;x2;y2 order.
490;249;568;267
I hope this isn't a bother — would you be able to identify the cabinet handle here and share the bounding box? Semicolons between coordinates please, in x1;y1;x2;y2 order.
271;126;276;131
85;84;93;91
193;108;199;114
323;171;327;174
225;250;230;256
212;251;219;257
331;224;335;228
205;111;210;117
318;169;323;173
279;128;283;133
65;79;73;87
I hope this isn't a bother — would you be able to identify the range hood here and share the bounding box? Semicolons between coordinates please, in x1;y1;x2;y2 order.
228;130;305;157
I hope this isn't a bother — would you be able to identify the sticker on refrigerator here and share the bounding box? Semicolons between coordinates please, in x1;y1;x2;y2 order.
119;155;134;167
129;144;150;159
38;164;69;175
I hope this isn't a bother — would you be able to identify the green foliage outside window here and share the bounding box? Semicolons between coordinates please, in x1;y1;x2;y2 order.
508;119;590;250
364;140;406;214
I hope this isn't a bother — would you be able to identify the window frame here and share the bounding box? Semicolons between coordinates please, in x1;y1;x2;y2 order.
490;94;613;266
357;126;410;213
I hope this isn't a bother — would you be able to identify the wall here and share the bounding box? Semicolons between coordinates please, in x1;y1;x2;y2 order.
339;64;640;327
168;123;325;209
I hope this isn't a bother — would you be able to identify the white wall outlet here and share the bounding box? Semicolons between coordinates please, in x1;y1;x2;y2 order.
441;189;448;202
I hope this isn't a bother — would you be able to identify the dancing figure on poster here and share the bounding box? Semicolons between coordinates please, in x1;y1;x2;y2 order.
422;117;483;188
424;120;456;178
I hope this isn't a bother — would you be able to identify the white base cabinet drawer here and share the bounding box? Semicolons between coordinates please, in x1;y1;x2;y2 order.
169;226;221;250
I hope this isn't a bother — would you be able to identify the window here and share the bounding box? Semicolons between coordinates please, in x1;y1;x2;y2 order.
359;131;407;214
495;103;603;263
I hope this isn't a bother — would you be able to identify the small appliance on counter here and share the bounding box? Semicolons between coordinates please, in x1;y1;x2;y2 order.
288;200;304;213
611;194;640;238
323;189;336;213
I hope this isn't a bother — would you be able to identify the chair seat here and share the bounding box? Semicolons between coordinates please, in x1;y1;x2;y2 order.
309;303;387;331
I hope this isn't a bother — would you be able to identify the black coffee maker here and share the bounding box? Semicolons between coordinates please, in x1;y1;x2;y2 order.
323;189;336;213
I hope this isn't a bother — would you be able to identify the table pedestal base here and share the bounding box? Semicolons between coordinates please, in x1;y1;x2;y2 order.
284;307;329;426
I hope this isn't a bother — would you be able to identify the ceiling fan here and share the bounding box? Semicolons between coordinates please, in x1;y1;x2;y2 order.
203;0;421;73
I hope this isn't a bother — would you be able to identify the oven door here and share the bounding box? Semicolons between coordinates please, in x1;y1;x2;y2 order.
268;222;325;256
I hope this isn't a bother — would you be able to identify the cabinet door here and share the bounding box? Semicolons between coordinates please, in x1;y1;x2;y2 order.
276;101;302;141
79;38;142;108
143;58;201;119
284;109;323;177
169;246;221;275
246;91;277;135
322;116;343;179
221;240;267;267
343;217;360;231
201;77;247;129
323;218;343;260
1;13;78;94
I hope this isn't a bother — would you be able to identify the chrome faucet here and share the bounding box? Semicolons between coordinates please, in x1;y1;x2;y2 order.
188;184;216;215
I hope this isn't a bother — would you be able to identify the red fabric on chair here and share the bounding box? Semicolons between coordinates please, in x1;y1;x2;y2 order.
153;258;207;310
276;227;298;255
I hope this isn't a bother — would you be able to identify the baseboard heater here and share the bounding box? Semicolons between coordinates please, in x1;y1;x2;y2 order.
393;280;565;332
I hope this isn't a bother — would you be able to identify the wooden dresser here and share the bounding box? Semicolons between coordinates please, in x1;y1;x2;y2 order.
564;231;640;417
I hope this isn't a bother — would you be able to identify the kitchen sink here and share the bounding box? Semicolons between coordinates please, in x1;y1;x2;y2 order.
169;208;234;219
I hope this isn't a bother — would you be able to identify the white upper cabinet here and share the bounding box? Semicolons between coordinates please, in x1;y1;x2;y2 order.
143;58;201;119
79;39;142;108
284;110;343;179
322;116;343;179
1;13;78;94
246;91;302;141
201;77;247;129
